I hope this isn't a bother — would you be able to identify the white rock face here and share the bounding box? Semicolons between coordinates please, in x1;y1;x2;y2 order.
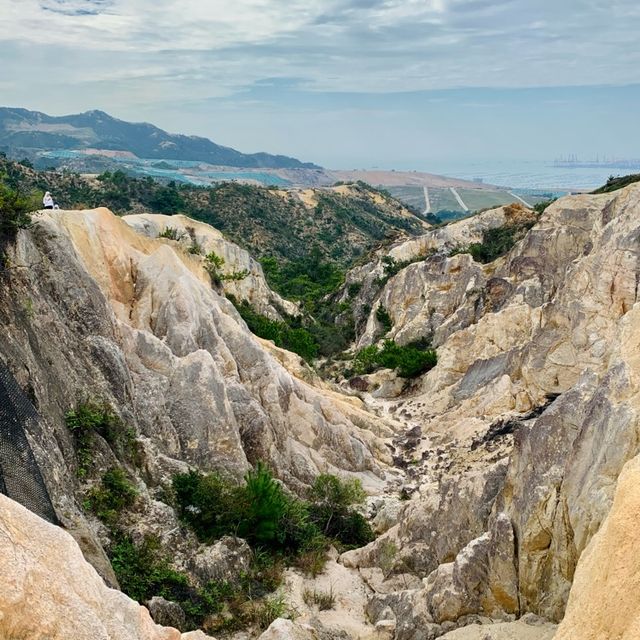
4;207;393;492
347;203;528;349
5;184;640;639
340;184;640;630
0;205;398;602
123;213;298;320
554;455;640;640
0;493;215;640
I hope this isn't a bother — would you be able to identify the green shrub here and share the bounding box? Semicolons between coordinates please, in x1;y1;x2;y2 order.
172;469;240;542
376;305;392;334
204;251;225;285
149;183;185;214
347;282;362;298
110;529;289;633
307;474;373;548
168;466;379;629
592;174;640;194
110;533;191;604
451;220;536;264
174;465;374;555
203;252;249;285
229;296;319;362
238;462;292;547
158;226;182;240
308;473;366;507
533;199;556;214
377;340;437;378
352;340;437;379
65;401;140;475
87;468;137;524
175;463;317;553
0;182;35;237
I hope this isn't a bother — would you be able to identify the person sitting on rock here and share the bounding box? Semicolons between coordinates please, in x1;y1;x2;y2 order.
43;191;54;210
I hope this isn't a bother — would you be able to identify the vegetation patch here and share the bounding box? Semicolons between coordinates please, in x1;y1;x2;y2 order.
592;174;640;194
0;157;37;237
228;295;319;362
376;305;393;335
303;587;335;611
103;465;372;632
85;467;138;525
450;218;537;265
203;251;249;286
307;473;373;547
65;401;140;476
158;226;183;241
351;339;437;379
108;528;293;634
173;464;372;554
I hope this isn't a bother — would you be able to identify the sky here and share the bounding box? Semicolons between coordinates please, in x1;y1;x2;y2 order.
1;0;639;169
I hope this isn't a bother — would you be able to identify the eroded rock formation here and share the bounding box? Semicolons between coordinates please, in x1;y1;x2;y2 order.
339;184;640;634
3;183;640;639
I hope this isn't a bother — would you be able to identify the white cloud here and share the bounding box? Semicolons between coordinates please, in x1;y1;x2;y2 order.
0;0;638;104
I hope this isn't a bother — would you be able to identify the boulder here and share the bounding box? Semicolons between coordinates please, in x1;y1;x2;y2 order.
189;536;253;588
147;597;186;631
0;493;214;640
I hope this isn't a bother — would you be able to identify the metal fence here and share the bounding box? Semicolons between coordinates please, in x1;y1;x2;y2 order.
0;360;59;524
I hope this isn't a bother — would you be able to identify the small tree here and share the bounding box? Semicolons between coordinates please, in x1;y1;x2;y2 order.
307;474;373;547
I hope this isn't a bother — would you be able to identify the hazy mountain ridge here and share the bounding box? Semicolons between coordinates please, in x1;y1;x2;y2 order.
0;107;318;169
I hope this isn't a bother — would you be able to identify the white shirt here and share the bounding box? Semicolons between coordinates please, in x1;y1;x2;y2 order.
43;194;54;207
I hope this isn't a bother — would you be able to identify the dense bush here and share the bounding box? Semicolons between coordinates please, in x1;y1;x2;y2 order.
352;339;437;378
109;531;291;632
0;174;36;237
110;533;191;604
149;182;185;214
451;220;536;264
261;248;344;313
109;465;370;632
307;474;373;548
173;464;372;553
465;226;518;263
65;401;139;475
174;463;317;552
229;296;319;362
86;468;138;525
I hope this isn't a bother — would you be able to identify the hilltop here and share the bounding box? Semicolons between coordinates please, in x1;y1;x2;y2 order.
0;107;318;169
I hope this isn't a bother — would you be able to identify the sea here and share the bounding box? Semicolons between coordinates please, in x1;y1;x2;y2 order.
413;159;635;192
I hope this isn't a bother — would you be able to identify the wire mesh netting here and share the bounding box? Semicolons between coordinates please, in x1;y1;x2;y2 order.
0;360;59;524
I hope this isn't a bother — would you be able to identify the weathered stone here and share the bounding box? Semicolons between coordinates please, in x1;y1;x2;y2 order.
0;494;214;640
554;455;640;640
422;513;518;623
189;536;253;588
147;597;186;630
257;619;318;640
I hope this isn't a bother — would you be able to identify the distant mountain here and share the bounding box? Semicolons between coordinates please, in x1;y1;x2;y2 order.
0;107;318;169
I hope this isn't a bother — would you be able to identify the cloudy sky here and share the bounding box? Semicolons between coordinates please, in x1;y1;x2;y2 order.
1;0;639;168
